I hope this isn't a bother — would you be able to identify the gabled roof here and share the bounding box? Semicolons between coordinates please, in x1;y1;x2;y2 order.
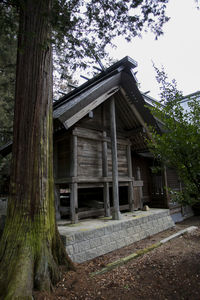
54;72;121;129
53;56;160;134
54;56;138;109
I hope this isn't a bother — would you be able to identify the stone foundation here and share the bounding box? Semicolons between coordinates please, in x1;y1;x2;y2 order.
58;209;175;263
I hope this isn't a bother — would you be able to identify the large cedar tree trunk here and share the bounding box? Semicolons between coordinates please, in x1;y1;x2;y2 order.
0;1;73;298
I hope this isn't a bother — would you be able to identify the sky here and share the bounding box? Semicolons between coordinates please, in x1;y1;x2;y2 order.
105;0;200;99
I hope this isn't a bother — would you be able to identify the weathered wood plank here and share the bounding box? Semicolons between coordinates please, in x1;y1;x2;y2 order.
77;151;102;159
73;126;131;145
70;135;78;223
127;144;134;212
133;186;141;210
70;183;78;223
78;170;102;178
55;176;136;184
102;130;110;217
78;157;102;165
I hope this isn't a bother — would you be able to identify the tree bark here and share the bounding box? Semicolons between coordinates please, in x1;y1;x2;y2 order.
0;1;74;298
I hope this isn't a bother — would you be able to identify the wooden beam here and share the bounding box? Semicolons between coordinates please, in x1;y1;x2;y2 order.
55;176;142;184
110;97;121;220
72;127;131;145
70;134;78;223
120;88;153;139
127;144;134;212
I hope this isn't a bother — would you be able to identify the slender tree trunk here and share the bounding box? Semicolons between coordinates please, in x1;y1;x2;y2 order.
0;1;74;298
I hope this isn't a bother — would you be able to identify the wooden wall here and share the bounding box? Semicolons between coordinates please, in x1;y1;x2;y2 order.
56;136;71;178
77;136;102;177
54;101;131;182
75;127;129;179
54;99;145;220
108;143;128;177
132;154;152;203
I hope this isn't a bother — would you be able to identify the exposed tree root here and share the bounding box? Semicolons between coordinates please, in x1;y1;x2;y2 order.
0;221;75;299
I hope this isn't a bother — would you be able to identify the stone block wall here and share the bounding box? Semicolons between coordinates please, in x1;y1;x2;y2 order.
60;210;175;263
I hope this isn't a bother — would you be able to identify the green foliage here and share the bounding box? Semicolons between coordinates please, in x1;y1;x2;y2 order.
0;3;18;146
51;0;169;97
0;4;17;194
51;0;169;70
148;69;200;205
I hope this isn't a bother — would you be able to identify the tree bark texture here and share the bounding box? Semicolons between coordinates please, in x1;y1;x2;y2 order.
0;1;74;299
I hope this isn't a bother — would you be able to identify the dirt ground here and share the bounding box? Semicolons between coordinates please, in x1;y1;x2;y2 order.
36;216;200;300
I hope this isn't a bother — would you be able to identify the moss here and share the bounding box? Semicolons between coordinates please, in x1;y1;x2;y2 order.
0;209;69;298
99;216;112;220
90;242;161;277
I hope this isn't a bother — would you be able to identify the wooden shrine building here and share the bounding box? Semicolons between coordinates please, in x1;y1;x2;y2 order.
53;56;164;223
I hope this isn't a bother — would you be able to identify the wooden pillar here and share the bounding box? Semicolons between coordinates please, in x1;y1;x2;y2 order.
70;133;78;223
53;141;61;220
127;144;134;212
163;165;170;208
54;184;61;220
110;97;121;220
102;131;110;217
137;166;143;209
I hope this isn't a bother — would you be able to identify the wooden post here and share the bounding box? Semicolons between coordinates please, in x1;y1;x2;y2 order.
137;166;143;209
110;97;121;220
127;144;134;212
102;131;110;217
163;165;170;208
70;133;78;223
53;141;61;220
54;184;61;220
